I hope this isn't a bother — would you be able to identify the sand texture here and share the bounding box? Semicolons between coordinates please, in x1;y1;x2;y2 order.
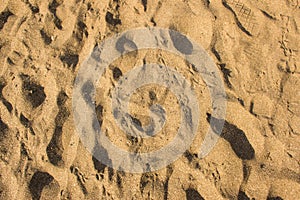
0;0;299;199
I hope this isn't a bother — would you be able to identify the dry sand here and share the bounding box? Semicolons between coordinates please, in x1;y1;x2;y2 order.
0;0;299;199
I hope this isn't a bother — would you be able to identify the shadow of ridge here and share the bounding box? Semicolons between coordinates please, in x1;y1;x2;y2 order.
207;113;255;160
29;171;54;200
185;188;205;200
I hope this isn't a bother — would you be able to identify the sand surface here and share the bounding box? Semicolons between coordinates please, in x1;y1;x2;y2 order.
0;0;299;199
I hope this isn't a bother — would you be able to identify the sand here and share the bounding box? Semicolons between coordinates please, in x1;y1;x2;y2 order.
0;0;299;199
